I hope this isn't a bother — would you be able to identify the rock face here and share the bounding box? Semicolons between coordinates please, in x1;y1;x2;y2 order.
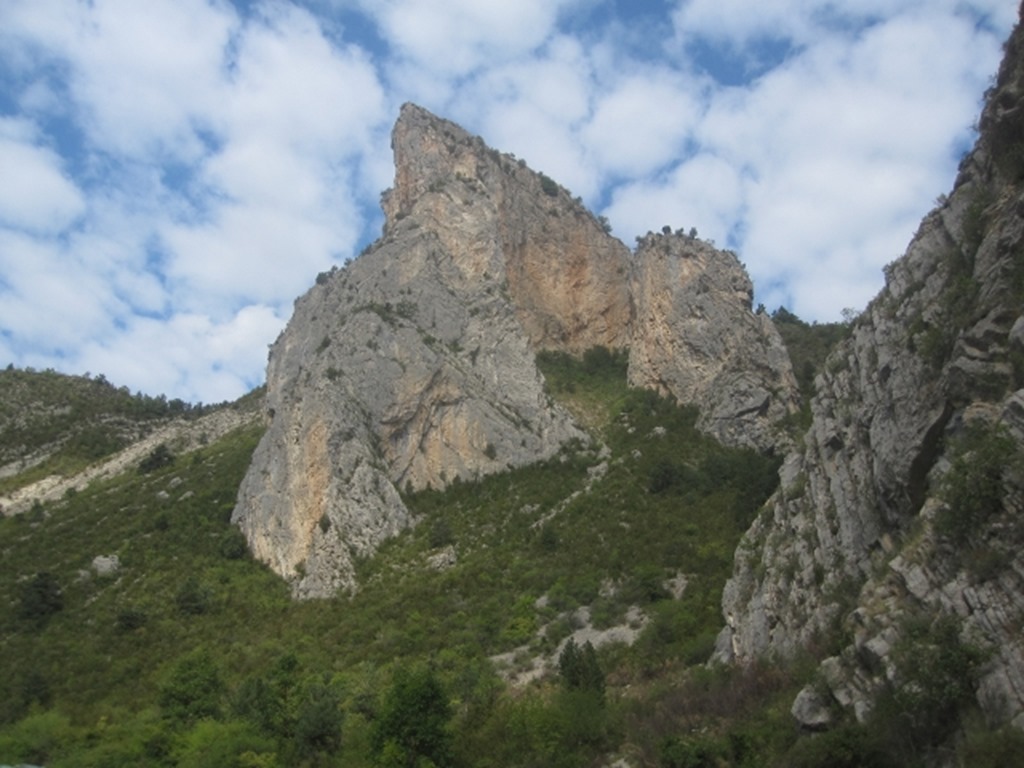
716;7;1024;730
233;103;799;598
233;104;632;598
630;232;799;451
384;104;634;354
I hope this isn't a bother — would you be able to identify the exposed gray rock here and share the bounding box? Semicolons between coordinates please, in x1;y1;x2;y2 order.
426;545;457;571
791;685;834;731
232;105;813;598
233;104;609;598
91;554;120;577
716;10;1024;730
629;233;800;452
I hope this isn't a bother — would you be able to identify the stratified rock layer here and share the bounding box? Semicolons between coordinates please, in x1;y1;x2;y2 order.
716;8;1024;730
630;232;799;451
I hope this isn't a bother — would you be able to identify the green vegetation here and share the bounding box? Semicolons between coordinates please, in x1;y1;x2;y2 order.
771;308;851;396
0;360;1006;766
0;367;219;495
538;173;559;197
935;423;1023;581
770;307;851;430
535;345;630;429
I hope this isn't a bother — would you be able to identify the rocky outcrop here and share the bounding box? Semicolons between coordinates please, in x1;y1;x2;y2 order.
384;104;633;354
233;104;621;598
629;232;799;452
1;404;259;517
233;103;803;598
716;6;1024;730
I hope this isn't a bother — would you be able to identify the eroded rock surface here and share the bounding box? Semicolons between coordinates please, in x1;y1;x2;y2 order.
630;232;799;452
233;104;804;598
716;9;1024;729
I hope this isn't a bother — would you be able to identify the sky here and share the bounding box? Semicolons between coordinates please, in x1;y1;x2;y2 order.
0;0;1017;404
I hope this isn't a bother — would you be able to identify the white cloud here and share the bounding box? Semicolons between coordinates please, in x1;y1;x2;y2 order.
0;0;1017;401
159;2;387;310
3;0;239;160
604;152;745;246
670;0;986;46
366;0;574;77
0;231;121;352
583;70;703;178
0;118;85;233
220;3;385;155
163;201;352;312
0;0;390;401
694;8;1004;317
76;304;284;403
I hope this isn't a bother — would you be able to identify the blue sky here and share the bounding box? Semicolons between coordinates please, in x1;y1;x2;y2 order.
0;0;1017;403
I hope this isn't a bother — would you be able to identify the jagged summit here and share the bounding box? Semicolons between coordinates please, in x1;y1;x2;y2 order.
382;101;634;354
232;102;798;598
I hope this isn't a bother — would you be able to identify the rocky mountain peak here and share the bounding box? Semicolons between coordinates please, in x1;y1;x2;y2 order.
232;103;799;598
382;102;634;354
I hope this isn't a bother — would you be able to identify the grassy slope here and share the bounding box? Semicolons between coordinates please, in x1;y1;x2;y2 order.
0;358;807;767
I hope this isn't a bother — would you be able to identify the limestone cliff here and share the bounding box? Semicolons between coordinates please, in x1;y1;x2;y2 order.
233;103;799;598
630;232;799;451
384;104;633;354
232;104;632;597
716;7;1024;730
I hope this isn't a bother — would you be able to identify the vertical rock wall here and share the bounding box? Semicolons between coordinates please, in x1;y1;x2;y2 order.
716;8;1024;728
630;232;800;452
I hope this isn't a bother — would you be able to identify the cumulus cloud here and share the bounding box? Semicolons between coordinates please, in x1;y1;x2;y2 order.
0;0;1016;401
2;0;239;160
75;304;285;404
583;69;703;179
604;153;745;247
1;0;390;400
0;118;85;233
0;232;120;354
366;0;573;76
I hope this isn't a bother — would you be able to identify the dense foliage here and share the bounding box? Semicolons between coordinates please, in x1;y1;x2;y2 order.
770;308;850;398
0;358;1012;765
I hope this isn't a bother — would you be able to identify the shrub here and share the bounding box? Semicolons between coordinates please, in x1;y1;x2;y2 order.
219;527;249;559
174;719;274;768
869;615;988;758
294;682;343;759
558;639;605;701
373;665;454;767
958;724;1024;767
785;724;895;768
936;424;1019;544
159;650;225;724
660;734;727;768
17;571;63;627
116;606;148;632
138;443;174;473
0;710;74;767
428;518;454;548
175;576;212;616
